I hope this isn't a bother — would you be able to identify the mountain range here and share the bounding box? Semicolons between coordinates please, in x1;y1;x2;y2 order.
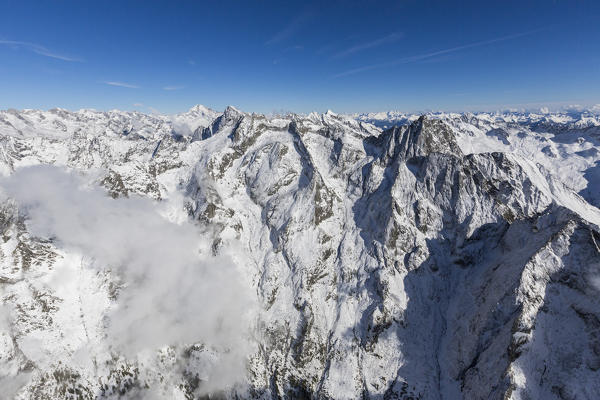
0;105;599;399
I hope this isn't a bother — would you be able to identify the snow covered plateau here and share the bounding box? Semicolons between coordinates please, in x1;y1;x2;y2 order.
0;105;600;399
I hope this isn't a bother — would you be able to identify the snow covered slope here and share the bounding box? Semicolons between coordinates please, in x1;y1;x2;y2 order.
0;105;599;399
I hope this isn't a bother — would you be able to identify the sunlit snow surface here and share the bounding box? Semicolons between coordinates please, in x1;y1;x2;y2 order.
0;105;599;399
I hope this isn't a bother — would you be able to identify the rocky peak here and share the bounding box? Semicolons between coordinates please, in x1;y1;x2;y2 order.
193;105;245;141
223;105;243;119
364;115;462;165
394;115;463;159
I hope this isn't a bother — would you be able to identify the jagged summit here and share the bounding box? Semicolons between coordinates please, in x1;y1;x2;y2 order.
223;105;243;117
390;115;463;159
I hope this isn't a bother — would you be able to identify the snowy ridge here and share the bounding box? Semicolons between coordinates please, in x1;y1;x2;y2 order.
0;105;219;140
353;107;600;130
0;105;599;399
355;109;600;210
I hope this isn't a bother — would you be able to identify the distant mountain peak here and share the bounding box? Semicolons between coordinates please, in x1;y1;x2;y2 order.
186;104;215;114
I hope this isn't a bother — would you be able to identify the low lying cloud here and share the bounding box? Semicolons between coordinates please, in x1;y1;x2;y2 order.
1;166;255;393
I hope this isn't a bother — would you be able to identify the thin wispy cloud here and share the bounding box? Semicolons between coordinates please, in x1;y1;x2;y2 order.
331;32;403;59
283;44;304;52
265;12;312;46
105;81;139;89
163;85;184;91
333;29;544;78
0;39;82;62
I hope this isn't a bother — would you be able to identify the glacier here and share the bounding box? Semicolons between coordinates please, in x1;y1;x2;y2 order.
0;105;599;399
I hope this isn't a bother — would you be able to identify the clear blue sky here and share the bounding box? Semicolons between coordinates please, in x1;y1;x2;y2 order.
1;0;599;114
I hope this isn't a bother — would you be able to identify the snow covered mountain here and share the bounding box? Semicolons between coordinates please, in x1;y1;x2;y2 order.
0;105;599;399
355;109;600;208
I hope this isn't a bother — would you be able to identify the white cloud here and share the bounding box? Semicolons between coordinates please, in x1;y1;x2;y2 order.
333;28;545;78
105;81;140;89
331;32;403;59
163;85;184;91
265;12;312;45
0;40;83;62
0;373;31;399
0;166;255;392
